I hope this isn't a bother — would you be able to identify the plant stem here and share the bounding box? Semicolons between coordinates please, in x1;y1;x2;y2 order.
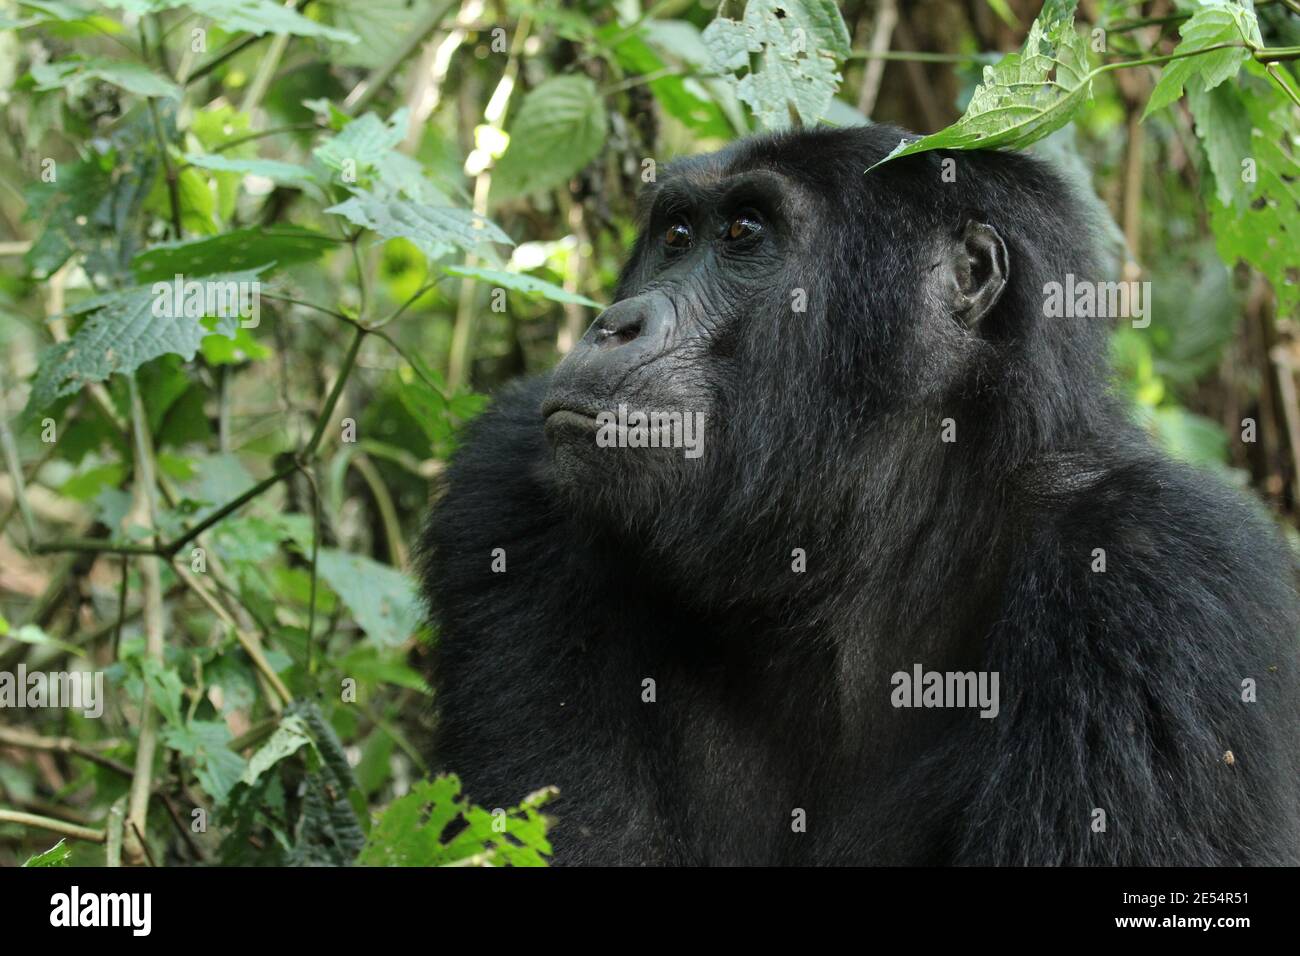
0;809;105;844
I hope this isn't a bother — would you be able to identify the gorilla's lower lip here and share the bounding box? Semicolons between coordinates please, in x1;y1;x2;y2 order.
541;397;599;421
543;408;598;432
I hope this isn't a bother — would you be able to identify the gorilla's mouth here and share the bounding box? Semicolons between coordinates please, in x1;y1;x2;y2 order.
541;397;599;424
541;399;600;444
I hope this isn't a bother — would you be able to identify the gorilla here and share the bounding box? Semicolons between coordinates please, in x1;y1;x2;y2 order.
419;124;1299;865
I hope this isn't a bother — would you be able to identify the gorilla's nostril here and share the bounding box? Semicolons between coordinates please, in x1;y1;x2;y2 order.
596;317;643;348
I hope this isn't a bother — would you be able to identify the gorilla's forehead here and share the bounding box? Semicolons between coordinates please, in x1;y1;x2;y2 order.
649;124;911;215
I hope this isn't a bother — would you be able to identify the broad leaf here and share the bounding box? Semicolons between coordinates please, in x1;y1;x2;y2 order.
132;227;336;281
25;268;266;416
871;0;1091;167
31;57;180;100
325;193;511;260
316;548;424;647
493;76;607;200
1143;2;1261;120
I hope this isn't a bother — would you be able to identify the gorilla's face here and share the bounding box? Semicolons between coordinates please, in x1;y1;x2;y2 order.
542;163;796;499
540;129;1011;535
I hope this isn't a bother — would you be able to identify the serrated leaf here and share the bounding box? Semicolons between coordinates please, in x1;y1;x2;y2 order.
493;76;607;200
702;0;850;129
25;269;266;416
325;193;511;260
444;264;602;308
286;701;367;866
313;110;407;180
871;0;1092;167
316;548;423;647
31;57;180;100
22;839;72;867
1143;2;1261;119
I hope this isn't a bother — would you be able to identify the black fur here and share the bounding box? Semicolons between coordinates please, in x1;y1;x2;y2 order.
419;125;1299;865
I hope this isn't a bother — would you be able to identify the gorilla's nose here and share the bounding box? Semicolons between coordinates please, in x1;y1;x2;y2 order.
591;302;646;349
578;293;677;357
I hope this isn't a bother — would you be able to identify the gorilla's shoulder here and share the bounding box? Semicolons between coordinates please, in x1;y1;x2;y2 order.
1023;450;1298;646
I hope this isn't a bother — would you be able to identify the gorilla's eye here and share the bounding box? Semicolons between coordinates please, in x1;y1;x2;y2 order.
725;211;763;242
664;222;693;249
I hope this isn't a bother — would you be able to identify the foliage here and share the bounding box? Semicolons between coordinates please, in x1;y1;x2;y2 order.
0;0;1296;868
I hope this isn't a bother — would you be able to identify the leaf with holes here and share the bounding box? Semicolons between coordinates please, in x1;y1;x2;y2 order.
870;0;1091;167
702;0;851;129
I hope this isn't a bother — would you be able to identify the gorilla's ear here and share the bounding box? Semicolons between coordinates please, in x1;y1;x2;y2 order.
943;220;1008;327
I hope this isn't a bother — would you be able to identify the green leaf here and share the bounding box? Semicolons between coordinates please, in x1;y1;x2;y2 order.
325;193;511;261
175;166;218;235
241;714;312;786
1143;405;1229;468
606;27;732;138
1204;71;1300;317
5;623;84;658
132;227;336;282
493;76;607;200
316;548;423;647
98;0;358;42
336;646;432;695
1143;2;1261;120
359;775;555;867
22;839;72;867
328;0;424;67
163;721;246;804
444;264;602;308
286;702;367;866
313;110;407;180
702;0;851;129
24;269;267;416
870;0;1091;167
31;57;180;100
140;658;184;728
1186;78;1255;208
